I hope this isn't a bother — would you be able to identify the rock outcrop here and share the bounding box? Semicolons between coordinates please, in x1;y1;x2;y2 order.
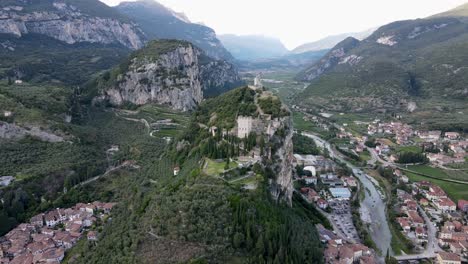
200;59;242;96
96;40;240;111
268;116;294;206
0;1;144;49
296;37;360;81
0;121;64;142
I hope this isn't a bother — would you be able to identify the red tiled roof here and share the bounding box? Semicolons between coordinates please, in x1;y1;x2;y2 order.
438;251;460;261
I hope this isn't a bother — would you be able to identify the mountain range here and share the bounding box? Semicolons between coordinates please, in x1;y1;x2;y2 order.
291;28;376;54
218;34;289;61
0;0;237;86
115;0;233;60
295;3;468;117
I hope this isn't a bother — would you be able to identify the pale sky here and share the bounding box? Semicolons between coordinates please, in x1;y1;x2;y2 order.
101;0;468;49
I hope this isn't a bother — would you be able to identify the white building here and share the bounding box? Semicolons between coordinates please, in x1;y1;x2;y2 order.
303;166;316;177
303;176;317;185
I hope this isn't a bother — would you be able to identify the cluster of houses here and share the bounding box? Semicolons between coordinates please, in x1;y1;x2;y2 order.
367;121;414;145
395;190;428;245
415;182;457;213
412;182;468;263
418;131;467;166
317;224;377;264
299;175;355;210
295;153;358;211
363;119;466;166
0;201;115;264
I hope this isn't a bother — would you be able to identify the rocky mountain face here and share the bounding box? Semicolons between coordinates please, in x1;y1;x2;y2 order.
295;3;468;113
267;115;294;205
95;40;241;111
296;37;360;81
218;34;289;61
115;0;233;60
199;57;243;97
0;0;145;50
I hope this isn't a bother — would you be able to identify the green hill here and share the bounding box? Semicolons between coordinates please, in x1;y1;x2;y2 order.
295;4;468;125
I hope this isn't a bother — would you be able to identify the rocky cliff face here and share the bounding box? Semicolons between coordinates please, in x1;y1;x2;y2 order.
97;40;240;111
0;1;144;49
268;116;294;206
200;59;242;96
101;44;203;111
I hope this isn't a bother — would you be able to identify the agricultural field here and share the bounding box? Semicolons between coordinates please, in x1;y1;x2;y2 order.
405;166;468;201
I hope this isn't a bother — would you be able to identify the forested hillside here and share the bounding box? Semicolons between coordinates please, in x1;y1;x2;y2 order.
58;86;326;263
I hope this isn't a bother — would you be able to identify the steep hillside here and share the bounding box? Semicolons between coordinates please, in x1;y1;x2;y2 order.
218;34;289;61
92;40;241;111
0;33;130;85
0;0;144;49
62;86;325;263
295;5;468;116
0;0;146;86
296;37;360;81
116;0;233;60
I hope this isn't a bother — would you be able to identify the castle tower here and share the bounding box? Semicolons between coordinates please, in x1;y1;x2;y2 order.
237;116;253;138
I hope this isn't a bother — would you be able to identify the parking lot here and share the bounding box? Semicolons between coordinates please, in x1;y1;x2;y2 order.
329;199;360;242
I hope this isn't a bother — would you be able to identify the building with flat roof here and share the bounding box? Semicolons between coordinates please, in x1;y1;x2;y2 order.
329;188;352;200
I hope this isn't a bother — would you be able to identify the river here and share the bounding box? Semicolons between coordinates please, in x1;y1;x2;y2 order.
301;132;393;256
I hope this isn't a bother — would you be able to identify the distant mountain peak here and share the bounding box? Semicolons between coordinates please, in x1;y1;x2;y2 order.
218;34;289;61
292;28;376;54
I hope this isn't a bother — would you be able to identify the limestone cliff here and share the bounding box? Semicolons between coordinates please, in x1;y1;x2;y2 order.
266;115;294;206
96;40;240;111
199;58;243;96
0;1;144;49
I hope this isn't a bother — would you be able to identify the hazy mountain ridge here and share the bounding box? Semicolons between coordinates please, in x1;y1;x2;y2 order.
218;34;289;61
291;28;375;54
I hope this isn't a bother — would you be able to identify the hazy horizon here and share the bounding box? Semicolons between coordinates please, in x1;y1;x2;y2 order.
103;0;467;49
